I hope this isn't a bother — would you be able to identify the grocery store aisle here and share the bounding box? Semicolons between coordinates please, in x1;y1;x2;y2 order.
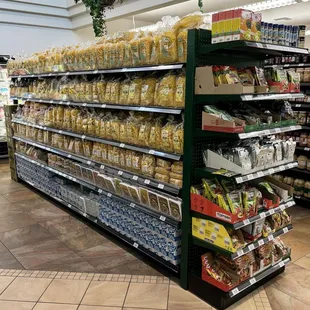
0;160;168;276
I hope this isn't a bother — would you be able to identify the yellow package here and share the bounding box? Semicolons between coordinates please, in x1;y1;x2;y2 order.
112;146;120;167
171;161;183;174
132;152;142;173
119;149;126;168
173;121;184;154
158;72;176;107
101;144;108;162
74;139;84;155
175;72;186;107
63;108;71;131
87;111;96;136
155;166;170;176
95;44;105;69
170;178;183;187
103;42;112;69
155;173;170;183
104;80;113;103
63;136;70;151
148;116;163;149
56;106;64;129
119;78;130;105
156;158;172;168
130;34;141;66
170;171;182;180
141;77;157;106
161;117;177;152
140;187;150;206
159;29;177;64
91;142;102;161
110;43;117;68
128;77;143;105
83;140;93;157
105;113;113;140
148;191;160;210
76;111;83;133
177;30;188;63
120;182;132;200
43;131;52;145
150;34;160;65
173;13;204;33
124;44;132;67
110;79;120;104
125;150;133;171
120;122;127;143
139;33;153;66
97;78;107;103
116;41;125;68
110;114;122;141
82;112;88;134
141;154;156;178
107;145;114;164
94;114;101;137
138;118;152;146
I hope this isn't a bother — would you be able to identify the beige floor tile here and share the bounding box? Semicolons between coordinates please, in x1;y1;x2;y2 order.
79;306;122;310
226;294;257;310
168;285;212;310
40;279;90;304
0;277;52;302
0;300;35;310
0;276;15;294
34;303;78;310
295;253;310;270
123;308;163;310
81;281;128;307
124;283;168;309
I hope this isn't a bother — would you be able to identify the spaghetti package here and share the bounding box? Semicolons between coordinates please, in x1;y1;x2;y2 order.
141;76;157;106
173;119;184;154
161;117;178;152
158;27;178;64
158;72;176;106
138;32;153;66
128;77;143;105
174;72;186;107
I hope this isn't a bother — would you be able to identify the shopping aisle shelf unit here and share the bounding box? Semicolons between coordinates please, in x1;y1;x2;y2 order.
180;29;307;310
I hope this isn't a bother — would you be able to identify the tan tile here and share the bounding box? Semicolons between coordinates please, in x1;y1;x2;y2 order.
40;279;90;304
123;308;163;310
226;294;257;310
81;281;128;307
124;283;168;309
34;303;78;310
0;277;52;302
295;253;310;270
0;276;15;294
79;306;122;310
0;300;35;310
168;285;211;310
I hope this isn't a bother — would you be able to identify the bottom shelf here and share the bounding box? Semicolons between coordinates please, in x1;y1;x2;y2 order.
188;257;290;310
294;195;310;207
18;176;179;274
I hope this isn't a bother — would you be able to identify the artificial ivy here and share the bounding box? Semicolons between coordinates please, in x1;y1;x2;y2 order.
75;0;124;37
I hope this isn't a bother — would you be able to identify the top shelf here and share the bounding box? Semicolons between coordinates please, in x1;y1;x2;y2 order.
10;63;184;79
199;40;308;58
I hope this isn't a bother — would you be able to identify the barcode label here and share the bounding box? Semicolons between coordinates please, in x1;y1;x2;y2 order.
268;168;275;174
257;171;264;177
133;242;139;248
120;143;125;148
247;174;254;180
158;184;164;189
249;278;257;285
159;215;166;222
237;249;244;257
280;205;286;211
144;179;150;184
269;209;275;215
236;177;243;183
100;165;105;170
231;288;239;296
248;244;255;251
260;212;266;218
243;219;250;225
279;261;285;268
283;227;289;233
98;189;103;193
118;171;123;176
258;239;264;246
268;235;274;241
132;176;138;181
107;193;112;197
130;203;135;208
149;150;155;155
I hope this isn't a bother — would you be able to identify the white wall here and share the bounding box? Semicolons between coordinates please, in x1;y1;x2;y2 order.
0;24;78;55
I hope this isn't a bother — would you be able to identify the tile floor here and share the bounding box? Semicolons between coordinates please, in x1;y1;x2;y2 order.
1;159;310;309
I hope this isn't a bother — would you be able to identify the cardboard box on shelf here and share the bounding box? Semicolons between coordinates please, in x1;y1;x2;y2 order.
225;10;234;41
232;9;253;41
218;12;226;43
212;13;219;44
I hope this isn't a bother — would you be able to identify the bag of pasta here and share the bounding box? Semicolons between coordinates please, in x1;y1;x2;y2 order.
82;110;89;134
119;77;130;105
132;152;142;173
63;136;70;151
99;113;111;138
103;42;112;69
149;116;164;149
125;150;133;171
130;32;141;66
138;116;152;147
128;76;143;105
44;107;54;127
87;110;96;136
174;71;186;107
71;108;79;132
119;149;126;168
173;12;204;34
126;112;146;144
92;77;99;103
43;131;52;145
150;33;160;65
83;140;93;157
141;154;156;177
161;116;178;152
141;76;157;106
110;78;121;104
110;43;117;69
85;81;93;102
112;146;120;167
124;43;132;67
119;120;127;143
56;106;64;129
107;145;114;164
158;71;176;106
101;144;108;162
104;79;113;103
105;112;114;140
173;119;184;154
116;41;125;68
97;76;107;103
177;30;188;63
91;142;102;161
63;107;72;131
94;113;101;137
111;114;122;141
139;32;153;66
95;44;105;69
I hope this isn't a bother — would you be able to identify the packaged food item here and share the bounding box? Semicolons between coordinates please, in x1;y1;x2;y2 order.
159;27;178;64
171;161;183;173
294;179;305;196
169;178;182;187
148;191;160;210
114;178;123;196
138;118;152;146
155;166;170;176
298;155;307;169
149;116;164;149
173;120;184;154
103;175;116;193
128;77;143;105
125;150;133;171
128;185;141;203
119;77;130;105
132;152;142;173
169;172;182;180
158;72;176;107
169;198;182;220
155;173;169;183
138;32;153;66
74;139;84;155
174;72;186;107
287;70;300;93
141;154;156;178
177;30;188;63
157;194;171;215
110;78;121;104
140;187;150;206
161;117;178;152
141;76;157;106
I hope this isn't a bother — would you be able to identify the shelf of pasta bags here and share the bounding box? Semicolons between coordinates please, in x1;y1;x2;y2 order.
191;193;295;230
192;223;293;260
199;39;308;57
18;175;179;273
12;135;181;195
188;256;289;310
9;63;185;79
15;152;180;227
11;119;182;161
10;97;184;115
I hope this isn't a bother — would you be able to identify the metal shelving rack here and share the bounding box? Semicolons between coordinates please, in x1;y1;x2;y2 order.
180;29;307;309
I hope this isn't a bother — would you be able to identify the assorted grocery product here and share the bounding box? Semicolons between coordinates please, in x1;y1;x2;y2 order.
13;102;184;155
7;14;211;75
15;155;181;265
265;54;310;66
10;71;186;108
201;237;290;290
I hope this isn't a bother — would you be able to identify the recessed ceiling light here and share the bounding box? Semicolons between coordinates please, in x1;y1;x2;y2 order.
274;17;292;20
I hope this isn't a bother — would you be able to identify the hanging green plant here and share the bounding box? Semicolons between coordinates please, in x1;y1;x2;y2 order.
75;0;125;37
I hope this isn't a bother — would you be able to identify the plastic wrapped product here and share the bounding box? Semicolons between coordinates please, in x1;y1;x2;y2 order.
155;173;169;183
119;182;132;200
101;144;108;162
161;117;178;152
169;171;182;180
130;33;141;66
159;29;178;64
128;77;143;105
169;198;182;220
140;187;150;206
157;158;172;168
149;116;164;149
91;142;102;161
157;194;171;215
116;41;125;68
119;77;130;105
83;140;93;158
132;152;142;173
141;154;156;178
138;118;152;146
138;33;153;66
173;120;184;154
104;80;113;103
103;175;116;193
74;139;84;156
148;191;160;210
171;161;183;174
97;78;107;103
155;166;170;176
158;72;176;107
119;148;126;168
110;79;121;104
125;150;133;171
141;77;157;106
128;185;141;203
174;72;186;107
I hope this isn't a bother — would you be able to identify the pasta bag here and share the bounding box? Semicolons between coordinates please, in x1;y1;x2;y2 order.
148;116;163;149
159;29;177;64
141;76;156;106
161;117;177;152
173;120;184;154
119;77;130;105
95;44;105;69
71;108;79;132
124;43;132;67
128;77;143;105
110;79;121;104
150;33;160;65
158;72;176;106
177;30;188;63
174;72;186;107
130;33;141;66
116;41;125;67
138;32;153;66
103;42;112;69
104;80;113;103
138;118;152;147
141;154;156;178
97;77;107;103
64;107;72;131
56;106;64;129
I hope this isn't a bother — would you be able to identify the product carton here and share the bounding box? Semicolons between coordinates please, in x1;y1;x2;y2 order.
232;9;253;41
251;12;262;41
225;10;233;41
218;12;226;42
212;13;219;43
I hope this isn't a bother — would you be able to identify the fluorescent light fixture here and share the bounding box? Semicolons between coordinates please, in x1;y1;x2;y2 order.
241;0;297;12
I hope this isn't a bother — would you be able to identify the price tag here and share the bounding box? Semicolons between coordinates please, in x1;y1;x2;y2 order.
48;73;52;76
283;227;289;233
258;239;265;246
101;104;106;108
242;95;252;101
149;149;155;155
248;244;255;251
247;174;254;180
288;163;295;168
243;219;250;225
120;143;125;148
67;154;71;158
268;168;275;174
100;165;105;170
118;171;123;176
82;103;87;107
268;235;274;241
257;171;264;177
87;161;91;165
93;70;98;74
279;261;285;268
72;178;76;182
160;215;166;222
144;179;150;185
133;242;139;248
68;204;72;209
107;193;112;197
275;128;281;133
235;177;243;184
239;133;247;139
132;175;138;181
59;130;63;134
269;209;275;215
130;202;135;208
280;205;286;211
98;189;103;193
158;184;165;189
81;135;86;140
279;166;285;171
305;147;310;151
290;126;296;131
231;288;239;296
298;63;304;67
237;249;244;257
259;212;266;219
256;43;263;48
295;104;302;107
83;213;87;217
50;100;54;104
249;278;257;285
66;101;70;106
66;72;70;75
288;201;295;207
59;101;63;104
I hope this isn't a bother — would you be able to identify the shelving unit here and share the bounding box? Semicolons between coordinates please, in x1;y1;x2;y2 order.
9;28;309;310
179;29;307;310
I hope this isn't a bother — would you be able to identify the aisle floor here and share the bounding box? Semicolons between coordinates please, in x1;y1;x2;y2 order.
0;160;310;309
